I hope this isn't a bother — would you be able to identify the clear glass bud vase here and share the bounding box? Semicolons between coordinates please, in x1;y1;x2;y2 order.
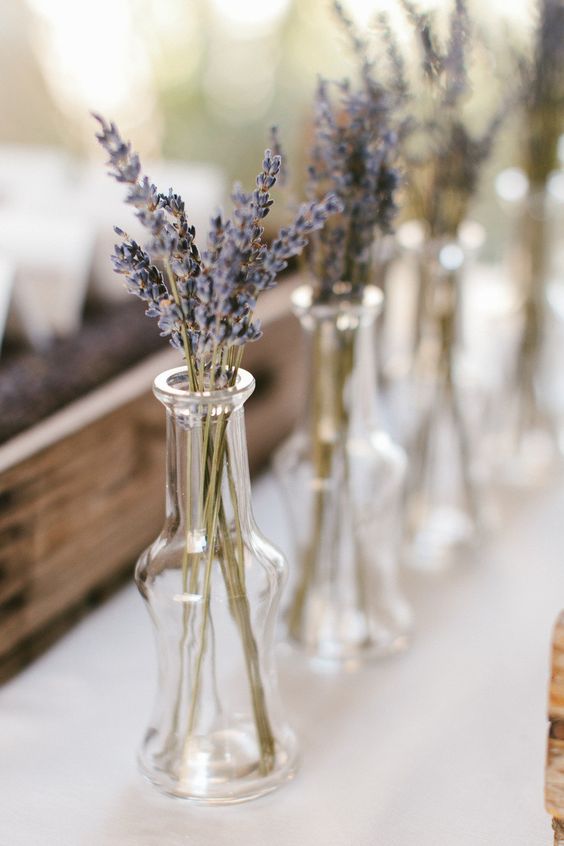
274;284;412;670
405;238;484;571
492;169;564;486
135;367;298;803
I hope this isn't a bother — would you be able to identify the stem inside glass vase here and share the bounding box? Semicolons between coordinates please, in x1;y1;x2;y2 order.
288;315;359;640
276;283;411;667
177;404;275;777
514;201;547;426
406;248;482;568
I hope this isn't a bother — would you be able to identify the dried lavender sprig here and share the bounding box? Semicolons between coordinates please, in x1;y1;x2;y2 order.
373;11;410;102
111;233;165;318
94;114;340;387
94;114;199;380
444;0;470;107
397;0;471;103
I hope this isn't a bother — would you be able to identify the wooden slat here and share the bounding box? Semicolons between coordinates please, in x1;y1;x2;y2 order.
0;395;165;658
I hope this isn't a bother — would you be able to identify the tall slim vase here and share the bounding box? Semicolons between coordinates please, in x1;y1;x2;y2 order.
274;284;412;670
493;172;564;485
404;237;484;571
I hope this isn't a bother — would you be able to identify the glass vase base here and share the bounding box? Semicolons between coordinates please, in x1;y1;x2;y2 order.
287;596;412;671
406;505;477;573
498;427;562;489
289;631;410;673
138;731;299;805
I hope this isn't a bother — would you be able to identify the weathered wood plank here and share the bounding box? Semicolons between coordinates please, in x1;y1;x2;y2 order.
546;614;564;843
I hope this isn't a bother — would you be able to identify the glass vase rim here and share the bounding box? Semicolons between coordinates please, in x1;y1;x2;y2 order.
494;165;564;206
291;282;383;318
395;218;485;256
153;366;255;407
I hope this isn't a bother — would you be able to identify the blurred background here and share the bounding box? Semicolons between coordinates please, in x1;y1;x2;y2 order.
1;0;533;175
0;0;560;432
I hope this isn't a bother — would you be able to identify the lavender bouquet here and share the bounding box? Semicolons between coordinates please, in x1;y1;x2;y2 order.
304;2;404;302
95;115;338;798
95;116;338;390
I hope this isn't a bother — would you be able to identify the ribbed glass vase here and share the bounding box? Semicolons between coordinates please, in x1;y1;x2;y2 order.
135;367;298;803
274;284;412;670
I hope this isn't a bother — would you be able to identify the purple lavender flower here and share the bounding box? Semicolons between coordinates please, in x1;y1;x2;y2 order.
94;114;339;387
304;74;401;297
293;1;408;301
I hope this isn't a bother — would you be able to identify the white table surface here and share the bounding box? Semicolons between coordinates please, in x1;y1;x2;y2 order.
1;472;563;845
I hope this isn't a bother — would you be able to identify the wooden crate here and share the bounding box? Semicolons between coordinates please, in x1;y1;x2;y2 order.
0;282;305;681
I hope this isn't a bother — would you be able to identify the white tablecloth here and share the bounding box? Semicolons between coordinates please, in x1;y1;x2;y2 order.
1;474;562;845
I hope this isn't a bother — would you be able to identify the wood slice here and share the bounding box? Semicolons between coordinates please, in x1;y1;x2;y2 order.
547;724;564;818
554;818;564;846
546;614;564;825
550;612;564;722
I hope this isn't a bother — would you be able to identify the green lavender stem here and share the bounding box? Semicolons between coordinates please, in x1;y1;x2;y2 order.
179;410;276;776
410;267;478;530
512;206;549;447
288;321;367;643
217;504;276;774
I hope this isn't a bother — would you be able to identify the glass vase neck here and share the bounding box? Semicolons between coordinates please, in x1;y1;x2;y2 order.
154;366;255;420
153;366;254;534
292;282;383;324
292;283;383;435
396;218;485;262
